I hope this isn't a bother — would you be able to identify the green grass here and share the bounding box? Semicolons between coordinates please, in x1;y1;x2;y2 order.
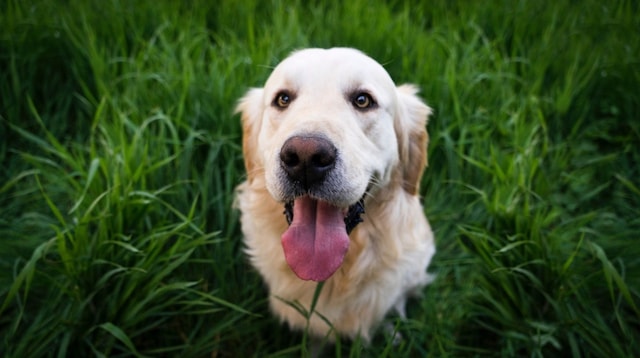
1;0;639;356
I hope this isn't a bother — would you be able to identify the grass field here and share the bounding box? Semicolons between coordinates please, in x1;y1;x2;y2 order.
1;0;639;356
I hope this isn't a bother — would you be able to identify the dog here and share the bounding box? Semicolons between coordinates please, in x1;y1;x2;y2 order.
235;48;435;341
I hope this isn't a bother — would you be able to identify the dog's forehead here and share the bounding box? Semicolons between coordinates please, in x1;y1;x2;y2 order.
265;48;395;92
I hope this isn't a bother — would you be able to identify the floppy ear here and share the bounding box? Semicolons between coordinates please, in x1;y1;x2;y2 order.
235;88;265;183
394;84;432;195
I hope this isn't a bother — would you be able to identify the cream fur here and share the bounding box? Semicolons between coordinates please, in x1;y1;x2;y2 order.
235;48;435;340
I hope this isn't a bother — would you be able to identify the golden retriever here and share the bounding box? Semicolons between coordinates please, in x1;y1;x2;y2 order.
235;48;435;341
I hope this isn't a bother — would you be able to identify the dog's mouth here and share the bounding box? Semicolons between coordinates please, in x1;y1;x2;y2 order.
284;197;365;233
281;196;365;282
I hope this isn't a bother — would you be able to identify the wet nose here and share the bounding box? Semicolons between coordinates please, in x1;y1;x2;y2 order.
279;135;337;189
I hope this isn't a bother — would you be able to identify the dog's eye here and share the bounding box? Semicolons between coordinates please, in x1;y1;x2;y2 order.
352;93;375;110
273;91;292;108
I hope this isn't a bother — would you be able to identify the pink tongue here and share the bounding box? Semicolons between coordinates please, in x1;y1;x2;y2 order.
281;196;349;281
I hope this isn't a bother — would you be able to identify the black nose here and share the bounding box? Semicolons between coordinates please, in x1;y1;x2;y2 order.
280;135;337;189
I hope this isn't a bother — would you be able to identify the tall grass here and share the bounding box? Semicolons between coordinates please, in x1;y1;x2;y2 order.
1;0;639;356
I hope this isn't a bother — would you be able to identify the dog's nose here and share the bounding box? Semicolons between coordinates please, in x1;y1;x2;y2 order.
280;135;337;189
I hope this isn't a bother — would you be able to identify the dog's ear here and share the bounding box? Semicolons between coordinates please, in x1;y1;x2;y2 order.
235;88;265;183
394;84;432;195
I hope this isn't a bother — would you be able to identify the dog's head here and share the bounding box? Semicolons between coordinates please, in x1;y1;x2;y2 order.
237;48;431;281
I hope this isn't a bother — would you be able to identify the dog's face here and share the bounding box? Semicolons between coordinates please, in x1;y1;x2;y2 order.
260;48;399;208
238;48;431;281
